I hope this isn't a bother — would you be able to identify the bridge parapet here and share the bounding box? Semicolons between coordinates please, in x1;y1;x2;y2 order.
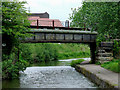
21;29;97;43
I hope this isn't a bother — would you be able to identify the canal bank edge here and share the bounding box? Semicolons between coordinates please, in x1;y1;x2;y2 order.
75;64;119;89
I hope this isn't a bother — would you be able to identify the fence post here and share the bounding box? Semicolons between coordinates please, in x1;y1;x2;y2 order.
37;19;38;29
53;20;54;29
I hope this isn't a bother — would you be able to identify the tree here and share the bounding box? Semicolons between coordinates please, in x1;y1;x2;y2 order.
2;1;30;79
2;1;30;55
70;2;120;41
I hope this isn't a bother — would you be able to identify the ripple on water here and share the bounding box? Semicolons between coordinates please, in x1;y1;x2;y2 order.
20;66;97;88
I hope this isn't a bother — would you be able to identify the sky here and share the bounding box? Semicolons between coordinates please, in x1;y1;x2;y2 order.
19;0;83;21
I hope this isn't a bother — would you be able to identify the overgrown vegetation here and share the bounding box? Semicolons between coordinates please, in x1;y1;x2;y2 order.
101;59;120;73
19;43;90;62
2;59;29;79
113;41;120;58
70;59;85;67
55;43;90;59
69;1;120;71
70;2;120;41
20;43;58;63
2;1;31;79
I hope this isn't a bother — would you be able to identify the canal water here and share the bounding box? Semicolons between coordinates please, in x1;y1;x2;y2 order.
2;58;98;88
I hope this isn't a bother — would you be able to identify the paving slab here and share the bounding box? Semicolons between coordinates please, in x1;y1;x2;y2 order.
75;64;119;89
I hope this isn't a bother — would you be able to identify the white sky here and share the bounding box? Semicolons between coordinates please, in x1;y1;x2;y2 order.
19;0;83;21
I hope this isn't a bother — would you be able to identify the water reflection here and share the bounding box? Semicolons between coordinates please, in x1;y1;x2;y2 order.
2;79;20;88
30;58;91;66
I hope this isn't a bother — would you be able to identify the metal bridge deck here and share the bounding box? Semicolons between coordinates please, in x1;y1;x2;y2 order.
21;29;97;43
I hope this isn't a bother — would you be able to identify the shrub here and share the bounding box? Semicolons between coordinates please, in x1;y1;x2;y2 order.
113;40;120;58
70;59;85;67
19;43;59;63
19;44;33;63
2;59;29;79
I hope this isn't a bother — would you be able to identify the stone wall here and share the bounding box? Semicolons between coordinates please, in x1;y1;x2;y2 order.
96;42;114;64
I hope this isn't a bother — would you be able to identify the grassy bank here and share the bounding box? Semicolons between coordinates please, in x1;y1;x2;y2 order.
20;43;90;61
101;59;120;73
70;59;85;67
48;43;90;59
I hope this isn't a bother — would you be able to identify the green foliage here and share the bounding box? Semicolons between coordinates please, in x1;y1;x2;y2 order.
95;61;101;65
70;59;85;67
2;1;30;55
113;40;120;58
19;43;90;63
19;44;33;63
101;59;120;73
55;43;90;59
2;1;30;79
2;58;29;79
70;2;120;41
58;51;90;59
20;43;59;63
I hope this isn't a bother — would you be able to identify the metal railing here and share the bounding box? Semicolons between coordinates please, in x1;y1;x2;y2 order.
30;19;89;31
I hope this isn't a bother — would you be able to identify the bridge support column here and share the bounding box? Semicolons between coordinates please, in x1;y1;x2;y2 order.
90;42;96;64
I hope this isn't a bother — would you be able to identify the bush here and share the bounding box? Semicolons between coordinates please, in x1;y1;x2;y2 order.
113;40;120;58
20;43;59;63
2;59;29;79
70;59;85;67
20;44;33;63
101;59;120;73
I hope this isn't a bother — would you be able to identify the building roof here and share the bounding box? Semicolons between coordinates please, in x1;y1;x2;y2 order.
29;12;49;18
28;16;63;27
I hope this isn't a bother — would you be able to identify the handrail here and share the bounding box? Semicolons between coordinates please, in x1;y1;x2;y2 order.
30;19;91;31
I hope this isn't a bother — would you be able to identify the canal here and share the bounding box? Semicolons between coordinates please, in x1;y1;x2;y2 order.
2;58;98;88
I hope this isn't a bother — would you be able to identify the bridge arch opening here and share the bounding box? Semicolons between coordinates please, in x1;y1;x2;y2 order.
19;42;95;65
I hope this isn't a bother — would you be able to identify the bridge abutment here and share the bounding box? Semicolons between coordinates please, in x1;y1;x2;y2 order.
96;42;114;64
90;42;96;64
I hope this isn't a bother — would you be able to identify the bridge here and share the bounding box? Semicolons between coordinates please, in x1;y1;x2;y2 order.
21;20;98;64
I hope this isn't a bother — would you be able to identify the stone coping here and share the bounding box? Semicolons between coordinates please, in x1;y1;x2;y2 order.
28;29;98;35
75;64;119;89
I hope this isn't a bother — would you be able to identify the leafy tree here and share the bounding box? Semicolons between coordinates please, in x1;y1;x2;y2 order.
2;0;30;79
70;2;120;41
2;1;30;55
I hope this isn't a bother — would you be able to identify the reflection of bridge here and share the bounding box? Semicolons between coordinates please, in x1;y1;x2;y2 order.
21;20;98;64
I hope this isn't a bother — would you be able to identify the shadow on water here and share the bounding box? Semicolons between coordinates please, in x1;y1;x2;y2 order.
2;79;20;88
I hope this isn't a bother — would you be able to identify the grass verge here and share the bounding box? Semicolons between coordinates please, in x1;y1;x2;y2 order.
101;59;120;73
70;59;85;67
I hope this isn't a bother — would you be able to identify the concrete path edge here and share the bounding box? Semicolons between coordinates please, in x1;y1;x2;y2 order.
75;64;119;89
